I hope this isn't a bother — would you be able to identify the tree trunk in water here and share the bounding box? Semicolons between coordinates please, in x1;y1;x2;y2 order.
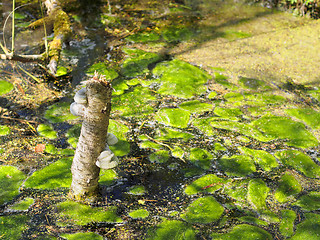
69;74;112;202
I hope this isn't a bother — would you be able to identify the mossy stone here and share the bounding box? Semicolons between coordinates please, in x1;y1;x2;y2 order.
224;92;244;102
238;77;271;90
247;179;270;210
179;100;213;113
0;125;10;136
149;150;170;163
0;80;14;95
214;106;243;119
56;200;123;226
152;59;210;99
139;140;163;150
211;224;272;240
279;210;296;238
155;128;193;141
86;62;119;80
293;191;320;211
129;209;149;219
188;148;213;170
252;115;318;148
128;185;146;195
44;102;78;123
155;108;190;128
289;213;320;240
218;155;256;177
274;172;302;203
11;198;34;211
214;73;238;90
0;166;26;205
208;91;218;99
184;174;227;195
99;169;118;186
0;215;30;239
162;26;194;42
126;31;160;43
37;124;58;140
193;117;216;136
238;216;268;226
275;150;320;178
60;232;103;240
146;219;196;240
181;196;224;224
214;142;227;152
286;108;320;130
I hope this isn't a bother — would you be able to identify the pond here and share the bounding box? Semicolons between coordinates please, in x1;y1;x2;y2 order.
1;0;320;239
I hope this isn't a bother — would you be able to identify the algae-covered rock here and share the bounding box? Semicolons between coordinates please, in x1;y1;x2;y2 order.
275;150;320;178
60;232;103;240
0;215;30;239
238;77;271;90
184;174;227;195
293;191;320;211
44;102;78;123
11;198;34;211
247;179;270;210
279;210;296;238
274;172;302;203
289;213;320;240
217;155;256;177
286;108;320;130
179;100;213;113
37;124;58;140
0;125;10;136
211;224;272;239
128;209;149;219
187;148;213;170
0;80;14;95
181;196;224;224
149;150;170;163
155;108;190;128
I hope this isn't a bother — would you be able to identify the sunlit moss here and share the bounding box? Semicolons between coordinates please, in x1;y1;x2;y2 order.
0;125;10;136
247;179;270;210
37;124;58;140
149;150;170;163
208;91;218;99
129;209;149;219
192;117;216;136
11;198;34;211
293;191;320;211
56;200;123;226
155;128;193;141
184;174;227;195
289;213;320;239
162;25;194;42
44;102;78;123
99;169;118;186
238;77;271;90
279;210;296;238
0;166;26;205
146;219;196;240
214;73;238;90
274;172;302;203
155;108;190;128
223;30;252;41
188;148;214;170
211;224;272;239
238;216;268;226
86;62;119;80
0;215;30;239
275;150;320;178
218;155;256;177
286;108;320;130
181;196;224;224
126;31;160;43
214;106;243;119
0;80;14;95
179;100;213;113
128;185;146;195
60;232;103;240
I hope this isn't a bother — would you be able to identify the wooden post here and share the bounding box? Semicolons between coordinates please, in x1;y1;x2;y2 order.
69;73;113;202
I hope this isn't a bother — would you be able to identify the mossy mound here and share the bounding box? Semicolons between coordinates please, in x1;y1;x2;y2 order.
289;213;320;239
274;172;302;203
211;224;272;239
217;155;256;177
128;209;149;219
247;179;270;210
37;124;58;140
187;148;213;170
0;215;30;239
44;102;78;123
279;210;296;238
286;108;320;130
60;232;103;240
155;108;190;128
184;174;227;195
0;80;14;95
0;125;10;136
293;191;320;211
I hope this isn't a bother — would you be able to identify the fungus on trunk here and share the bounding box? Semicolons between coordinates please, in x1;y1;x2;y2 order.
69;73;116;202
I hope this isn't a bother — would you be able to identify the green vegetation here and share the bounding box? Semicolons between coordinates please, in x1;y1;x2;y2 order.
129;209;149;219
37;124;58;139
0;80;14;95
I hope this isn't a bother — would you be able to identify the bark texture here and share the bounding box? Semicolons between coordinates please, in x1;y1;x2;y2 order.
69;75;112;201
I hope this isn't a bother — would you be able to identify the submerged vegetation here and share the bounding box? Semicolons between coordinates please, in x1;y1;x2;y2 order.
1;0;320;239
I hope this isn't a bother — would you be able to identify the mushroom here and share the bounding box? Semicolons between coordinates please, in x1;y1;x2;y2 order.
74;88;87;104
70;88;87;117
70;102;85;117
106;132;118;145
96;145;119;169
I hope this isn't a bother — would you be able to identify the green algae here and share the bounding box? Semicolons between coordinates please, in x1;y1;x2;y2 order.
238;216;268;226
187;148;213;170
184;174;227;195
217;155;256;177
252;115;319;148
274;172;302;203
155;128;193;141
162;26;194;42
208;91;218;99
238;77;271;90
181;196;224;224
211;224;272;240
60;232;103;240
146;219;196;240
44;102;78;123
56;66;68;77
128;185;146;195
179;100;213;113
121;48;160;78
247;179;270;210
37;124;58;140
99;169;118;186
286;108;320;130
293;191;320;211
289;213;320;240
11;198;34;211
238;147;278;171
149;150;170;163
126;31;160;43
275;150;320;178
214;106;243;119
193;117;216;136
0;166;26;205
56;200;123;226
279;210;296;238
0;80;14;95
155;108;190;128
214;72;238;90
0;215;30;239
0;125;10;136
152;59;210;98
128;209;149;219
86;62;119;80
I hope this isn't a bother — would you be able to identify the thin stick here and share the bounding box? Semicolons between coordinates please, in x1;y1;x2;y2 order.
12;0;15;52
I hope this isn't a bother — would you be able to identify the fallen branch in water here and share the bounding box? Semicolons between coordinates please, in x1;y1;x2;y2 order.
0;53;45;63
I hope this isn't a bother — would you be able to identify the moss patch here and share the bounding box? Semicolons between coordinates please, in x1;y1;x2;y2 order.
11;198;34;211
187;148;214;170
279;210;296;238
0;215;30;239
149;150;170;163
293;191;320;211
0;125;10;136
274;172;302;203
86;62;119;80
286;108;320;130
184;174;227;195
247;179;270;210
179;100;213;113
37;124;58;140
44;102;78;123
0;80;14;95
217;155;256;177
155;108;190;128
60;232;103;240
211;224;272;239
289;213;320;240
128;209;149;219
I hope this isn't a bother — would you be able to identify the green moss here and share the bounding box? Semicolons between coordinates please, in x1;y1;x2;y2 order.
139;140;163;150
238;216;268;226
217;155;256;177
184;174;227;195
162;26;194;42
286;108;320;129
128;185;146;195
238;77;271;90
279;210;296;238
188;148;213;170
179;100;213;113
149;150;170;163
86;62;119;80
56;66;68;77
214;73;238;90
275;150;320;178
129;209;149;219
247;179;270;210
0;215;30;239
11;198;34;211
252;115;318;148
99;169;117;186
146;219;196;240
289;213;320;240
66;124;81;148
211;224;272;240
223;30;252;41
37;124;57;140
181;196;224;224
0;166;26;205
192;117;216;136
0;125;10;136
112;81;129;96
224;92;244;102
60;232;103;240
152;59;210;98
274;172;302;203
126;31;160;43
208;91;218;99
172;146;185;159
0;80;14;95
155;108;190;128
238;147;278;171
109;140;131;156
121;48;160;78
155;128;193;141
293;191;320;211
214;107;243;119
44;144;58;154
56;200;123;226
44;102;78;123
214;142;227;152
